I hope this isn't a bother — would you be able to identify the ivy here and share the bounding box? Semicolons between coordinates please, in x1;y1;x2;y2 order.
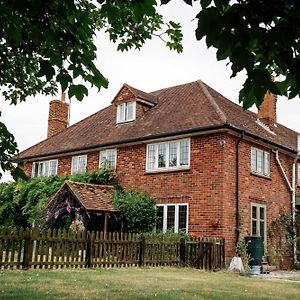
0;168;117;228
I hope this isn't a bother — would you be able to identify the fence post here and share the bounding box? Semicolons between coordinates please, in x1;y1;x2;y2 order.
139;235;145;267
86;231;94;268
179;238;186;266
23;228;32;269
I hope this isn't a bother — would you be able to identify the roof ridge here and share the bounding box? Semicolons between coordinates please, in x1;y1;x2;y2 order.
197;80;227;124
67;180;115;189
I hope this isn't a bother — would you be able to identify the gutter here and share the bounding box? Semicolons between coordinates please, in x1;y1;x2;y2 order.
19;123;298;161
236;131;245;246
274;149;299;265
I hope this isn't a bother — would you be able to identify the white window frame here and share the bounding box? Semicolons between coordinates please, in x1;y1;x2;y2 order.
32;159;58;178
251;203;267;245
71;155;87;175
146;138;190;172
251;147;270;177
116;101;136;123
99;149;117;169
298;163;300;186
156;203;189;233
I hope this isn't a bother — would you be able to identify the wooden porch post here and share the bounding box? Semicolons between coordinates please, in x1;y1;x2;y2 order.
104;212;108;233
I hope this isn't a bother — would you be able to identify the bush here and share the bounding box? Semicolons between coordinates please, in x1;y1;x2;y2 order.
112;190;157;233
0;168;117;227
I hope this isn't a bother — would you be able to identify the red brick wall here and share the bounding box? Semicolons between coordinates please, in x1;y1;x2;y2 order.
22;132;297;263
47;100;69;138
222;135;294;261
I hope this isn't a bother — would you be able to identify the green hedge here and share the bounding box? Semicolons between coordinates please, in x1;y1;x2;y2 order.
112;189;157;233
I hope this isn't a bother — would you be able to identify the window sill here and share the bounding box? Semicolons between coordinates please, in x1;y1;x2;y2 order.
250;172;271;180
145;167;190;175
116;119;135;125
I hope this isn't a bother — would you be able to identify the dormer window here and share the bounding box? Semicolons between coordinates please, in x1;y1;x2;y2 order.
117;101;136;123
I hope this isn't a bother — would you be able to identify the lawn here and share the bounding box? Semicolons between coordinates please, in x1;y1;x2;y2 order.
0;267;299;300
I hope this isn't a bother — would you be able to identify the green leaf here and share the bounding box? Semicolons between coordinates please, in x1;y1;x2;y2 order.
200;0;212;8
57;72;72;92
37;60;55;81
196;7;222;44
68;84;88;101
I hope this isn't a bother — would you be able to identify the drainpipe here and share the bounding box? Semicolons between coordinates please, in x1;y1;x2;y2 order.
236;131;244;246
274;150;298;264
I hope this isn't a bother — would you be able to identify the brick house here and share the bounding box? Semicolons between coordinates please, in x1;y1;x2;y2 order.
19;80;300;263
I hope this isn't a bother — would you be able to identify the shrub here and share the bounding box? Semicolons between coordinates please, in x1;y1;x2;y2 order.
0;168;117;227
112;190;157;233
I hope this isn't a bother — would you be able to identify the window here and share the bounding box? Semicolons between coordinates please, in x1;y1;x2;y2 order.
146;139;190;171
99;149;117;169
71;155;87;174
116;101;136;123
298;163;300;186
32;160;57;178
251;203;266;243
156;204;188;233
251;147;270;176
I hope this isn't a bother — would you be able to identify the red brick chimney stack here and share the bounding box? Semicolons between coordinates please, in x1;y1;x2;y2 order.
47;93;69;138
257;91;277;128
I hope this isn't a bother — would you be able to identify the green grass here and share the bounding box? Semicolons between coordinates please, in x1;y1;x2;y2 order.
0;267;299;299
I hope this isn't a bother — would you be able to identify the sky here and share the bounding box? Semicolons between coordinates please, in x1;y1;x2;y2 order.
0;1;299;182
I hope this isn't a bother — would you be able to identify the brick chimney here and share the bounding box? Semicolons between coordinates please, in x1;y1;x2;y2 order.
257;91;277;128
47;93;69;138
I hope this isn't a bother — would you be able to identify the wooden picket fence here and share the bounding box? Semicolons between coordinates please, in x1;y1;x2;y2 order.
0;227;225;270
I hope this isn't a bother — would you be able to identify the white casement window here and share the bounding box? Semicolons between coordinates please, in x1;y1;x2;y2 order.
146;139;190;172
32;160;58;178
251;203;267;244
71;155;87;174
298;163;300;186
99;149;117;169
156;204;188;233
116;101;136;123
251;147;270;176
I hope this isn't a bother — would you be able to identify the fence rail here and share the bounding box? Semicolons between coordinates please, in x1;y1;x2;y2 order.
0;228;225;270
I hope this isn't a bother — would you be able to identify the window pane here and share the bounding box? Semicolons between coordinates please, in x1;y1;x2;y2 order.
156;206;164;232
252;220;257;235
38;163;43;177
252;206;257;219
180;140;189;166
178;205;187;232
100;151;107;167
264;152;270;176
257;150;263;173
119;104;125;122
259;207;265;220
78;156;86;173
298;163;300;185
169;142;177;167
147;145;156;169
166;206;175;231
72;157;78;173
126;102;135;120
260;221;265;238
106;150;116;168
251;148;257;172
33;163;39;178
158;144;166;168
49;160;57;176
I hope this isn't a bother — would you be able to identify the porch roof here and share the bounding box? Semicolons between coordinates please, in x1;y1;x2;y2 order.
47;180;117;212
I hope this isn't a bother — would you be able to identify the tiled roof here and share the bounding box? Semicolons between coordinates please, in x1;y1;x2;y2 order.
19;80;298;159
48;181;116;212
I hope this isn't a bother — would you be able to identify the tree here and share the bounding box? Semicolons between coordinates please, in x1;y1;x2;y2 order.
2;0;299;178
0;0;182;179
191;0;300;109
